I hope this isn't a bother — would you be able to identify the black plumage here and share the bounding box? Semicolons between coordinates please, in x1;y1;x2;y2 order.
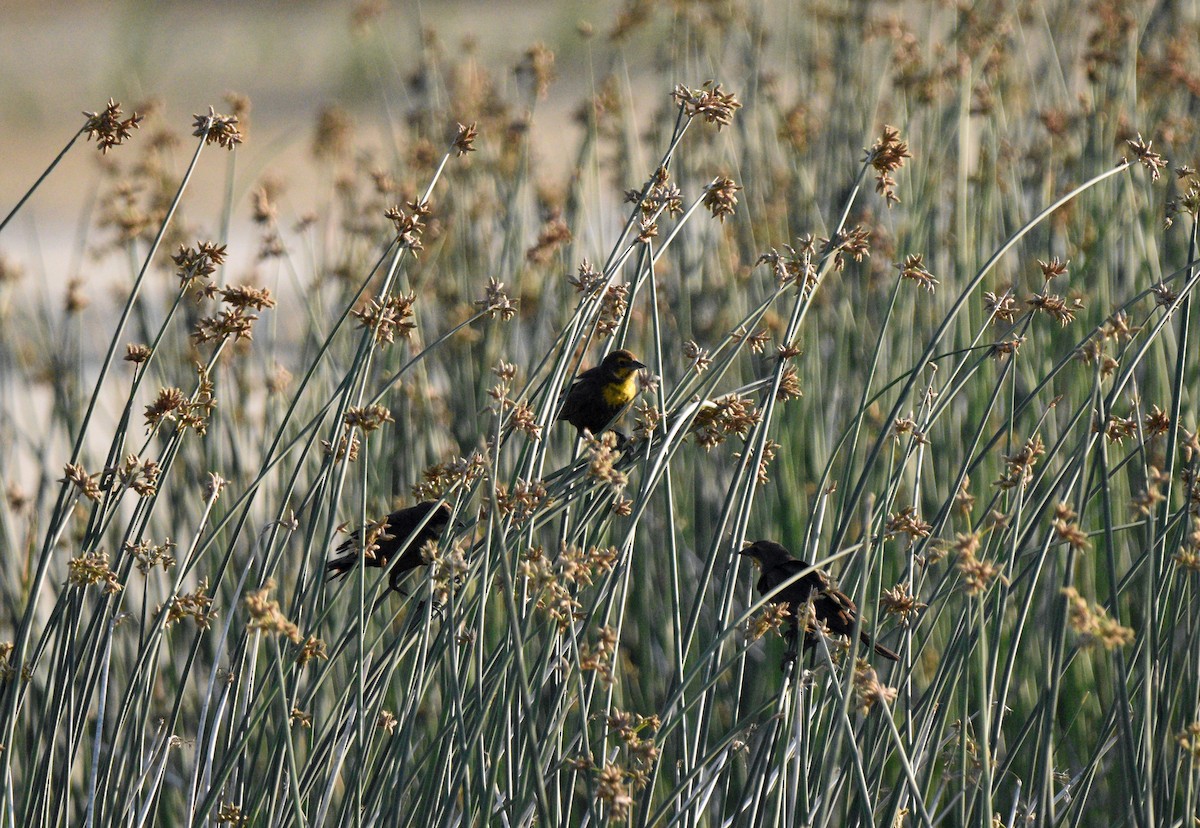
740;539;899;663
557;349;645;437
327;501;451;592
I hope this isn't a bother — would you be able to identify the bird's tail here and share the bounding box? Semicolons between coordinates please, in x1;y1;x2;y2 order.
861;632;900;662
326;556;355;579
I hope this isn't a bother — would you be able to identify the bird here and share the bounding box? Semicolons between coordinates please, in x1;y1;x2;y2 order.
557;349;646;440
740;539;899;664
326;501;451;593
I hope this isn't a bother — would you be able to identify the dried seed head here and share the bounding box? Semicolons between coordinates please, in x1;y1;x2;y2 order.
475;277;519;320
896;254;938;292
124;343;152;364
68;550;122;594
192;106;242;150
161;580;216;629
296;635;328;667
343;404;394;434
353;292;417;345
865;125;911;207
702;175;741;222
880;582;927;626
1061;586;1134;649
853;659;898;712
1124;134;1167;181
672;81;742;129
82;98;144;153
312;105;354;161
516;43;556;98
244;578;302;643
452;121;477;156
1037;257;1070;281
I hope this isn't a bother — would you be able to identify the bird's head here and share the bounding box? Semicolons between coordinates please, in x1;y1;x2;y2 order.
602;349;646;380
739;539;796;569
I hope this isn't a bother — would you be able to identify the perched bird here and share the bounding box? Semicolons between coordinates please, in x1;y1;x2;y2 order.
327;501;451;592
557;349;646;440
740;539;899;664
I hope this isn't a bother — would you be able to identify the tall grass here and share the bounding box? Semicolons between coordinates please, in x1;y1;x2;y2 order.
1;2;1199;825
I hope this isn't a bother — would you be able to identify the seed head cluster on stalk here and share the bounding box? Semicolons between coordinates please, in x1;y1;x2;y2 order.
4;10;1200;823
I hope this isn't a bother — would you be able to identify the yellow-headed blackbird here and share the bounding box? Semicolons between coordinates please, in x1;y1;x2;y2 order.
557;349;646;439
741;540;899;663
327;501;451;592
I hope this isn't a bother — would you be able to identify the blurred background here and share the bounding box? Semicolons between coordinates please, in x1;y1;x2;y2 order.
1;0;627;286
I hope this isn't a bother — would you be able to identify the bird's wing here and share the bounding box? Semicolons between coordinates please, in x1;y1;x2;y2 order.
574;364;607;383
759;560;818;603
557;373;599;422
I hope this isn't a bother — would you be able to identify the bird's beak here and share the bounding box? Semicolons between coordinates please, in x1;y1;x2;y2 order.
737;545;752;557
631;359;647;370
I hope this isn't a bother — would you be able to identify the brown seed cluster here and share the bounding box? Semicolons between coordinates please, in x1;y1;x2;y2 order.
172;242;228;290
128;538;176;575
192;106;243;150
344;404;394;434
702;175;741;222
885;506;932;541
865;125;911;207
161;580;216;629
451;121;477;156
411;453;488;500
144;373;216;435
568;260;605;296
825;226;871;271
579;625;618;685
1027;292;1084;327
984;291;1019;325
385;200;432;251
124;343;152;364
690;394;761;449
626;167;684;230
956;538;1004;596
1165;167;1200;229
422;539;469;606
853;658;898;713
1124;135;1167;181
745;601;791;642
896;254;938;292
244;579;302;643
475;277;519;321
1177;722;1200;762
82;98;144;153
758;237;819;295
68;551;122;594
520;544;619;632
586;432;628;493
682;339;712;373
573;710;660;821
117;454;161;497
1061;587;1135;649
1052;502;1090;552
62;463;101;502
994;434;1045;490
353;293;417;346
488;478;551;523
671;81;742;129
880;582;927;626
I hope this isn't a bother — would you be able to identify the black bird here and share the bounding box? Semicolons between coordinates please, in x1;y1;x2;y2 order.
557;349;646;439
327;501;451;592
740;539;899;663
